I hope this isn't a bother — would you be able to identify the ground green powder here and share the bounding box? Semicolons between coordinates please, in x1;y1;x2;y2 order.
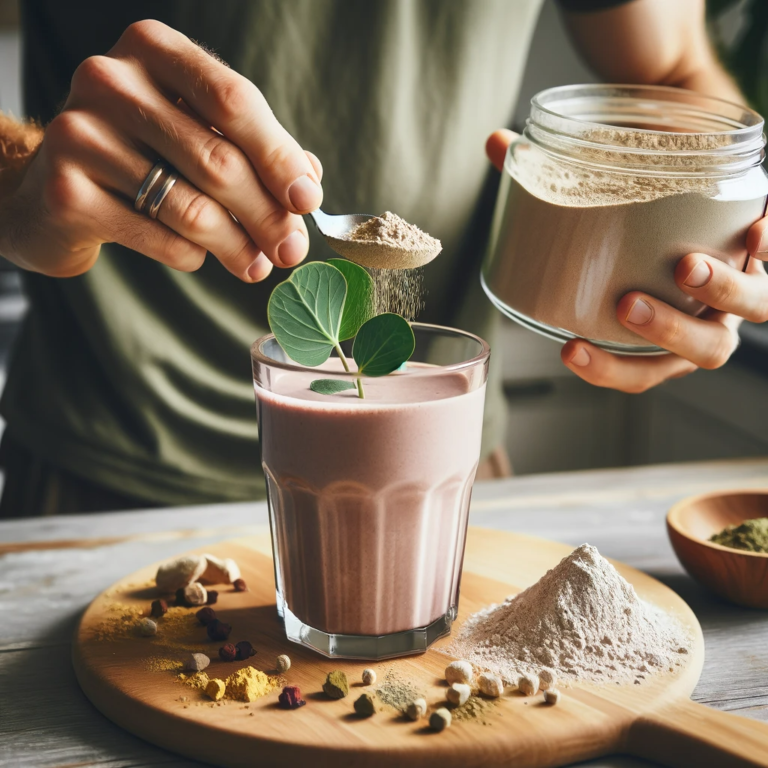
710;517;768;553
449;694;497;725
322;670;349;699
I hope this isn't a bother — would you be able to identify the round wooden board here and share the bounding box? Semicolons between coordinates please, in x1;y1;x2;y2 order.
73;528;768;768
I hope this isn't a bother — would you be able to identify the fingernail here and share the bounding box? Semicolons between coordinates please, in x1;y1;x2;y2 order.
569;347;591;367
288;175;322;212
625;298;654;326
247;254;267;281
683;260;712;288
277;230;307;266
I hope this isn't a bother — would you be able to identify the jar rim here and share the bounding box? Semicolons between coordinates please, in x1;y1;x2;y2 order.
250;322;491;378
531;84;763;143
525;84;765;176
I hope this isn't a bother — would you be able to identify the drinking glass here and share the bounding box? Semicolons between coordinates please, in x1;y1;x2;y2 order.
251;323;489;659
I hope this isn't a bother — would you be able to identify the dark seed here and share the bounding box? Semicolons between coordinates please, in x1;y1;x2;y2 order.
207;619;232;641
196;607;217;626
219;643;237;662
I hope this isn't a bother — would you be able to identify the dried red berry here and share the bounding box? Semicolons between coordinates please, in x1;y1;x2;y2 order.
150;599;168;618
196;606;217;626
206;590;219;605
278;686;306;709
219;643;237;662
235;641;256;660
207;619;232;641
233;578;247;592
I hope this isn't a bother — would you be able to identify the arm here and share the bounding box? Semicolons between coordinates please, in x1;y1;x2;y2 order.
0;20;322;282
0;114;43;200
487;0;768;393
563;0;742;102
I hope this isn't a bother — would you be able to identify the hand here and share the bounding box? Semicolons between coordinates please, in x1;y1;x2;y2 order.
0;20;323;282
486;129;768;393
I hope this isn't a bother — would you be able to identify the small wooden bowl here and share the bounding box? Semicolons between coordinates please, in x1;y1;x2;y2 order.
667;490;768;609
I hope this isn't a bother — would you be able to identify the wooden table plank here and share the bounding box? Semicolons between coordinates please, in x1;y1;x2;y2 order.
1;457;767;768
0;646;207;768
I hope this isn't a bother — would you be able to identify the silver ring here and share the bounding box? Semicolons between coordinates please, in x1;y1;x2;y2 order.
147;170;179;220
134;161;166;212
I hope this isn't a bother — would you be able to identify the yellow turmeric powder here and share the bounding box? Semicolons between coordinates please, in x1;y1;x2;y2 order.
224;667;279;702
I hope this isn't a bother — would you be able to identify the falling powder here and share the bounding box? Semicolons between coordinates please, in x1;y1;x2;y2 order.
447;544;691;686
326;211;441;320
370;266;425;320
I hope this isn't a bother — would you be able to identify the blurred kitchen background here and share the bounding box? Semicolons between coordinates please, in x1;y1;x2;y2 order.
0;0;766;490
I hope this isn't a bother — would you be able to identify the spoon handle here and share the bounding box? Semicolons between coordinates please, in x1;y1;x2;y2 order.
307;209;331;236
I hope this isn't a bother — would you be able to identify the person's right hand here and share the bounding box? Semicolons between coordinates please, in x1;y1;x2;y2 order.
0;19;323;282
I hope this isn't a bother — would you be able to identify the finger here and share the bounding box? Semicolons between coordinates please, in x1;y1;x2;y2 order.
561;339;697;394
617;292;739;370
746;214;768;260
71;59;308;268
131;100;308;267
675;252;768;324
62;109;272;282
485;129;518;172
76;171;207;272
158;182;274;282
305;150;323;182
109;21;323;214
177;98;324;187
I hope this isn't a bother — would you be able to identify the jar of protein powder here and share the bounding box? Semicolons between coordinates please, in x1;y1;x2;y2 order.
481;84;768;354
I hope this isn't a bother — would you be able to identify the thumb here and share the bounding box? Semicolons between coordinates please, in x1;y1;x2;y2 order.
485;129;519;172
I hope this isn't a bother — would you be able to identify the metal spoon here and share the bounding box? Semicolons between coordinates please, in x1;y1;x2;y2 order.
308;209;441;270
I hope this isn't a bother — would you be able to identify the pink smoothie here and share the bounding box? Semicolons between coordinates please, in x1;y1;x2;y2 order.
255;361;486;637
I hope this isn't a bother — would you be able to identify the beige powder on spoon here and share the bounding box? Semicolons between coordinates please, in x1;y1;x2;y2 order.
340;211;442;269
330;211;441;320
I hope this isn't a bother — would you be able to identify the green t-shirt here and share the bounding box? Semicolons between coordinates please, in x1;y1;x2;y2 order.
3;0;544;505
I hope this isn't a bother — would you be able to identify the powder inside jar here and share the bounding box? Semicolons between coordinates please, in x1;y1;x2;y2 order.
483;125;767;348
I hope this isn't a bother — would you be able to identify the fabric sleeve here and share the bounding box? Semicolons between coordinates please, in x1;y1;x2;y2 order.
555;0;636;11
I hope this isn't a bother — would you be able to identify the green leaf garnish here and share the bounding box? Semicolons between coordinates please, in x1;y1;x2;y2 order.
267;262;347;366
310;379;357;395
328;259;374;341
267;260;419;399
353;313;415;377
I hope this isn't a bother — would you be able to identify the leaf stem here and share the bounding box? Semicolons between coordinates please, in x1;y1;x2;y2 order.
334;344;365;399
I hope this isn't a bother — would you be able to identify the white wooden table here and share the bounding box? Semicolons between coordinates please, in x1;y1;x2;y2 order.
2;458;768;768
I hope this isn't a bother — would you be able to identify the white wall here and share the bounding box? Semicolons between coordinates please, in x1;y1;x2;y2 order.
0;28;20;117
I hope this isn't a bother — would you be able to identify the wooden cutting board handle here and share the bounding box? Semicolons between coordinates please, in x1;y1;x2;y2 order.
626;698;768;767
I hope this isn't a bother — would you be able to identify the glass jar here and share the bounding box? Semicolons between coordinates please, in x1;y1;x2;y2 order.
251;323;489;659
481;84;768;354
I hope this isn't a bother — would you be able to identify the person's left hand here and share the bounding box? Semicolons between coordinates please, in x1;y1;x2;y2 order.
486;129;768;393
